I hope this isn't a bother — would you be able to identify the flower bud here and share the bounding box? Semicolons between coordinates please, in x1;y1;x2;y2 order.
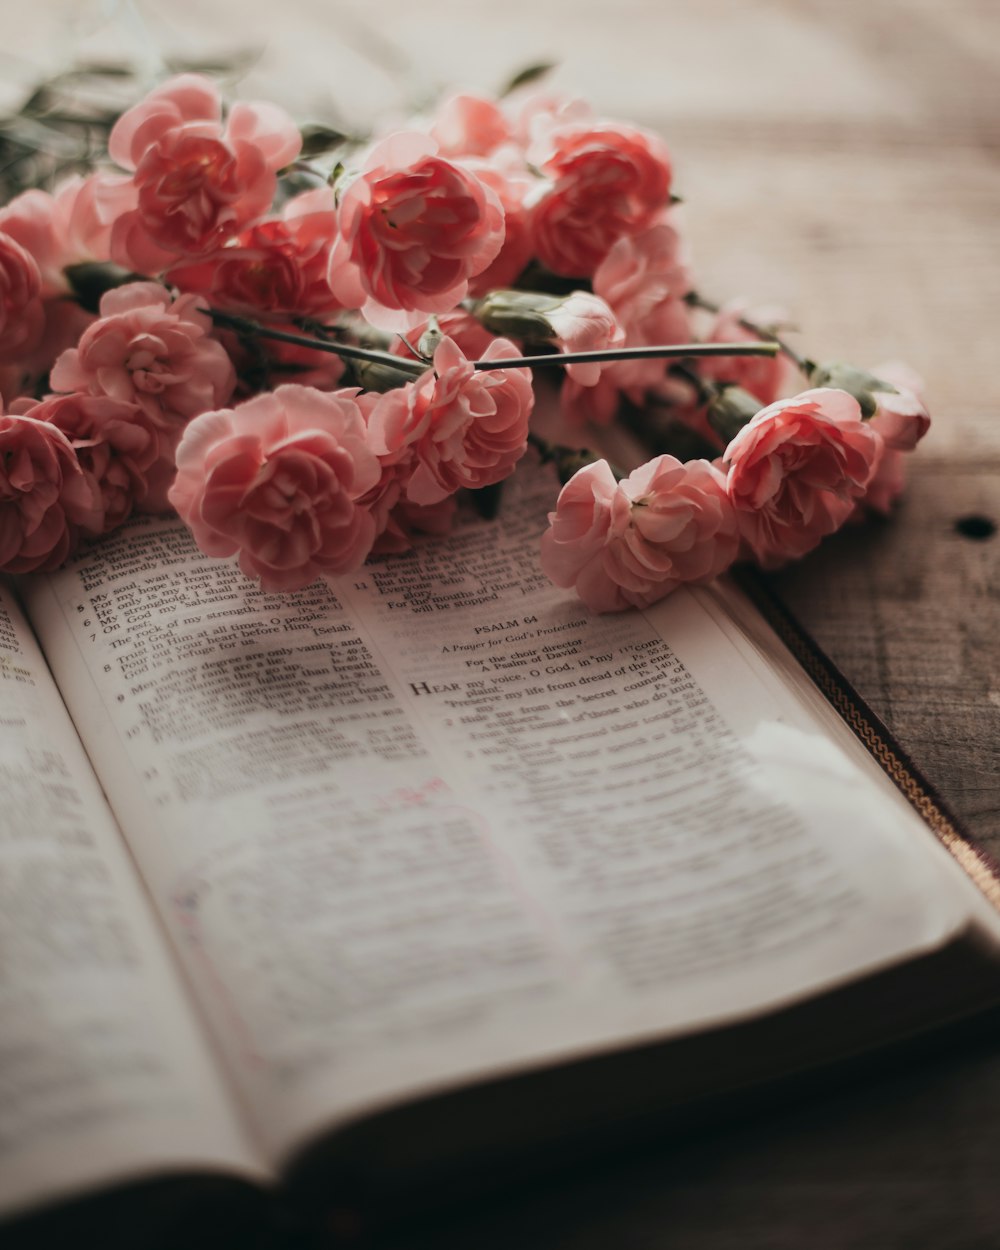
706;384;763;444
472;289;564;341
808;361;896;419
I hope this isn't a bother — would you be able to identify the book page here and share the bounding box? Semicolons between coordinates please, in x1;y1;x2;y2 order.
22;457;974;1166
0;584;264;1219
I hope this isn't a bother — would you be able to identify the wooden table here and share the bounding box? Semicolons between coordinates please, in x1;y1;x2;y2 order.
15;1;1000;1244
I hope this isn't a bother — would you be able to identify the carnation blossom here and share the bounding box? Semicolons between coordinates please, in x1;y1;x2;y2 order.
430;94;513;159
530;122;673;277
699;301;798;407
724;387;880;568
543;291;624;386
50;281;236;429
14;392;171;530
168;384;380;591
327;132;505;332
168;187;341;317
0;411;101;573
541;455;739;613
867;360;930;452
366;335;533;505
0;231;45;361
592;221;693;393
853;361;930;517
0;174;122;298
107;74;301;272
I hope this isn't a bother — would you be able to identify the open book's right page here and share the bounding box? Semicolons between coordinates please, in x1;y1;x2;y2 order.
23;456;994;1169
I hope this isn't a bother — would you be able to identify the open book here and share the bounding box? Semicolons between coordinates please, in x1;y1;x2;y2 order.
3;455;1000;1246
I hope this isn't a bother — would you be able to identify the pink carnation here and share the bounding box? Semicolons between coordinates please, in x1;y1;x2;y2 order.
168;187;340;317
16;392;171;531
168;384;379;591
464;162;536;295
362;442;458;556
366;336;533;506
544;291;624;386
0;232;44;361
724;387;879;568
0;411;101;573
430;94;512;158
51;282;236;429
699;302;798;407
510;91;593;150
108;74;301;272
0;174;122;298
859;442;907;517
541;455;739;613
327;132;505;332
868;360;930;452
531;123;673;277
592;221;693;393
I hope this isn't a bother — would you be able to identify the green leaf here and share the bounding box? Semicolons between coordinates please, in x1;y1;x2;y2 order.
298;124;348;158
500;61;557;97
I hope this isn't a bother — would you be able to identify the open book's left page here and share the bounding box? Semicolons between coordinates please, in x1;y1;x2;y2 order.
0;585;265;1219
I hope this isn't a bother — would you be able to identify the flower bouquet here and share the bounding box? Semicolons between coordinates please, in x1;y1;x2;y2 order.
0;67;929;611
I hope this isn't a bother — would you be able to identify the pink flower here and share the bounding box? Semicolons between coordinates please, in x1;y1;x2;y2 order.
510;91;593;150
868;360;930;451
464;162;536;295
0;174;121;298
168;384;380;591
366;336;533;506
16;392;170;531
0;232;44;361
361;436;458;556
530;123;673;277
859;442;907;517
540;455;738;613
592;220;693;393
108;74;301;272
543;291;624;386
559;375;621;426
430;94;512;158
0;411;100;573
51;282;236;430
372;495;457;556
326;132;505;332
724;388;879;568
168;187;340;317
699;301;797;407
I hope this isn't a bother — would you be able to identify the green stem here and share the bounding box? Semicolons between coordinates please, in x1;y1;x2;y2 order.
208;308;780;379
207;310;427;376
685;291;815;375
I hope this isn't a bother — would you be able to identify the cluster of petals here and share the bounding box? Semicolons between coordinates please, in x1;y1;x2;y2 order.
0;410;101;573
50;282;236;430
531;122;673;277
13;391;171;531
168;384;380;592
856;361;930;517
0;175;119;299
168;187;341;317
541;455;739;613
0;232;45;361
699;301;798;408
327;133;505;332
366;335;533;506
724;387;880;568
108;74;301;273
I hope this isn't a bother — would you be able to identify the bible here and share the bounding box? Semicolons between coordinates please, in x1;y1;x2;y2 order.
3;454;999;1247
